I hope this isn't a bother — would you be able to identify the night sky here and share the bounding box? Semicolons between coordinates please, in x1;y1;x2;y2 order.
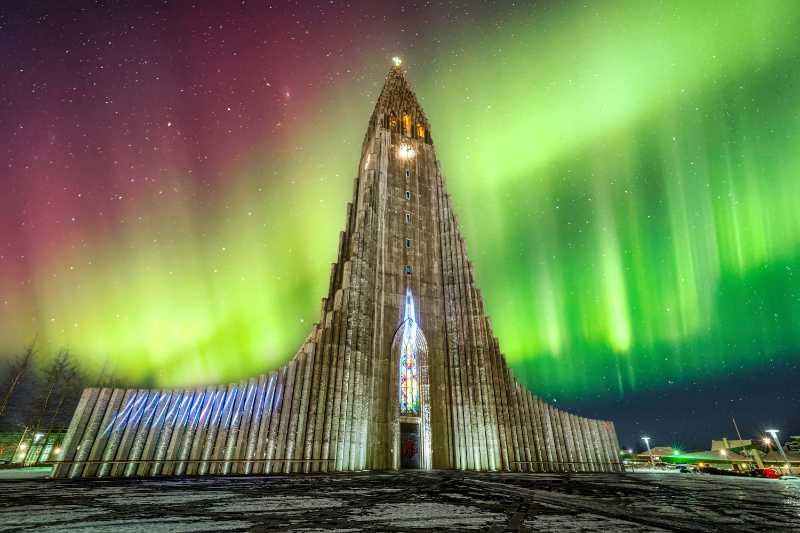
2;1;799;451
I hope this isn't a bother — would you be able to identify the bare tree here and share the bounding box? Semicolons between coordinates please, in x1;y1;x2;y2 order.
0;343;36;418
28;350;83;463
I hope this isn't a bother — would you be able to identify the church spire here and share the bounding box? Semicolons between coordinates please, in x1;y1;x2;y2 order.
366;60;432;145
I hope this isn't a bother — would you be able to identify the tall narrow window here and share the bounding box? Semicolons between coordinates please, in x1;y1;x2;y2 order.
404;190;411;200
405;212;411;224
405;169;411;178
405;238;412;248
399;289;420;416
416;123;425;139
389;113;398;130
402;113;412;137
404;264;412;275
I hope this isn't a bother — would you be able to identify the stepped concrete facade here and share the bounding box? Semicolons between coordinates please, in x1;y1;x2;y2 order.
53;66;621;478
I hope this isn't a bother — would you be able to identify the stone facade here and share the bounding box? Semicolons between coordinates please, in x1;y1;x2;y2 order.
53;67;621;478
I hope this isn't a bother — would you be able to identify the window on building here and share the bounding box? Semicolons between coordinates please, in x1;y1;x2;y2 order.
389;113;398;130
402;113;412;137
399;289;420;416
404;190;411;200
416;123;425;139
405;169;411;178
404;264;412;275
405;238;412;248
405;212;411;224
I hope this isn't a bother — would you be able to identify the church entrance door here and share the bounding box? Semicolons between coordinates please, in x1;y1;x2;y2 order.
400;421;420;469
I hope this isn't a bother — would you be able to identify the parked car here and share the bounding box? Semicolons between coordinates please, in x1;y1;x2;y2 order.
752;468;780;479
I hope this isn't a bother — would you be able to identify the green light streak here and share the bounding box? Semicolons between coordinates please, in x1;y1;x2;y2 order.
2;1;799;398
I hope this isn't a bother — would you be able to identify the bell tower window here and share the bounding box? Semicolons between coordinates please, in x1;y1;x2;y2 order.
389;113;398;130
416;123;425;139
402;113;412;137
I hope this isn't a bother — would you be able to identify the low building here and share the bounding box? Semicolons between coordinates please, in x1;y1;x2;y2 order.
783;436;800;453
0;430;66;465
634;446;676;463
761;451;800;474
661;440;800;475
662;449;751;470
711;439;755;451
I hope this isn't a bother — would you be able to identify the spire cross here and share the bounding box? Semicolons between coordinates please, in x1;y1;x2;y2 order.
392;56;402;67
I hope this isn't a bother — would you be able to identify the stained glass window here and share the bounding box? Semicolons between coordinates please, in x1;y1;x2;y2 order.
399;289;420;416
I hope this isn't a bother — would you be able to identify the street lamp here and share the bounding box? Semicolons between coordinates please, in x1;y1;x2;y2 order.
642;436;653;467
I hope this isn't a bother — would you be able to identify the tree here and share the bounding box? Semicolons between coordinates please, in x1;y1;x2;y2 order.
0;343;36;419
27;350;83;463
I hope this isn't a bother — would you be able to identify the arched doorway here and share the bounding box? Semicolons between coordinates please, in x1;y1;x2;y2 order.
391;288;431;470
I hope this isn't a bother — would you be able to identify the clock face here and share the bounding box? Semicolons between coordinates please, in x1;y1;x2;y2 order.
399;144;416;159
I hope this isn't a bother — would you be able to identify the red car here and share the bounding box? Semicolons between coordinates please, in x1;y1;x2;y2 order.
756;468;780;479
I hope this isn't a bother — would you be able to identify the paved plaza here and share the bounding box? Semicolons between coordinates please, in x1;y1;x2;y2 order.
1;470;798;532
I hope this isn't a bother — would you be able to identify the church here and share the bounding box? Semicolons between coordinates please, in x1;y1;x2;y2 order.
53;63;621;478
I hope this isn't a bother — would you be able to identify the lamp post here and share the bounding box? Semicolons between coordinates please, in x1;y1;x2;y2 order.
642;436;653;467
766;429;790;471
13;425;29;465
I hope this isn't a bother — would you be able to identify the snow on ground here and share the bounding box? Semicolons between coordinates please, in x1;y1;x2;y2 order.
0;470;798;531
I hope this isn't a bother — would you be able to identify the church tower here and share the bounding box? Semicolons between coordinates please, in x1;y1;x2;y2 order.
53;63;621;478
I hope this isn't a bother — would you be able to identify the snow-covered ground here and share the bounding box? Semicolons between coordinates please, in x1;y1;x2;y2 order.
0;470;798;531
0;467;51;480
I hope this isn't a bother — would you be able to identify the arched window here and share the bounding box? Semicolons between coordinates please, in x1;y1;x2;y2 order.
388;113;398;130
399;289;423;416
392;287;431;470
416;123;425;140
402;113;412;137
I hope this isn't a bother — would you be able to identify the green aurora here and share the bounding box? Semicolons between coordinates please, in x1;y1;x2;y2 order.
2;1;799;400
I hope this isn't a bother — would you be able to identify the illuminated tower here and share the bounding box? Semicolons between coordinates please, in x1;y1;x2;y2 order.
53;63;621;478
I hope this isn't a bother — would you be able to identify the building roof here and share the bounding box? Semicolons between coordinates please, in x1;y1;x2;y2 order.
635;446;675;459
761;451;800;464
711;439;753;451
662;450;750;464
